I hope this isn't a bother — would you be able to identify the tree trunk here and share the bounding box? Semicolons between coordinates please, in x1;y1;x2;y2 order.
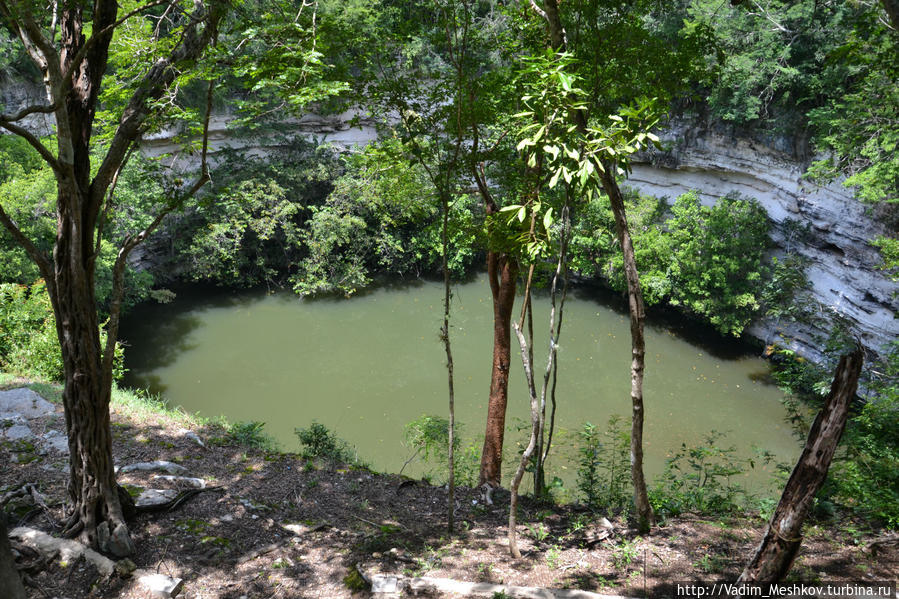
54;190;134;557
440;190;456;534
739;348;864;583
479;249;518;487
603;174;654;533
0;516;26;599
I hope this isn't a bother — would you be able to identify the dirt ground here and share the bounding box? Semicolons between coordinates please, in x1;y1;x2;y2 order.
2;381;896;598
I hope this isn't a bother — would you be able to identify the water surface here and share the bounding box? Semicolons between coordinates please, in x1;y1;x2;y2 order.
121;275;797;491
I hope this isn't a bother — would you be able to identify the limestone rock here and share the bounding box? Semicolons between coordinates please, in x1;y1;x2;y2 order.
2;423;33;441
41;430;69;454
136;571;183;598
9;526;116;576
150;475;206;489
0;388;55;418
118;461;189;475
135;489;178;507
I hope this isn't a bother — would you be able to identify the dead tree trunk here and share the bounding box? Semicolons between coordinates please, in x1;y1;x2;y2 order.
739;347;864;583
0;516;26;599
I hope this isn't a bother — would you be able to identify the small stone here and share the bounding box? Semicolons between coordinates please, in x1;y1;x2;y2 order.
282;523;309;536
137;572;184;598
99;522;135;558
179;429;205;448
3;423;34;440
371;575;398;593
151;475;206;489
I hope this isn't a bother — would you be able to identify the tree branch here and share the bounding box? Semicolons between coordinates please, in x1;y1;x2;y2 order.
58;0;172;99
0;120;61;173
0;199;53;281
102;78;216;382
0;101;59;124
90;0;224;214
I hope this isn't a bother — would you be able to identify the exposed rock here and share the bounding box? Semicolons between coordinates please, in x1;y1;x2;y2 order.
135;489;178;507
0;388;56;418
118;460;189;475
365;571;622;598
151;475;206;489
97;521;135;558
135;571;183;598
178;429;205;448
40;430;69;454
2;424;33;441
9;526;116;577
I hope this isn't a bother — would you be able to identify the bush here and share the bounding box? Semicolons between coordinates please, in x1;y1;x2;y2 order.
650;431;754;518
226;421;275;450
0;282;62;380
295;421;358;464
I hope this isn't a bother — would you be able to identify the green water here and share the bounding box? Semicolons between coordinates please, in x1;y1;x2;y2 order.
121;275;798;491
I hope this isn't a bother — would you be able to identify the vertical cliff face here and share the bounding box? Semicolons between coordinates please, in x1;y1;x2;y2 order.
626;124;898;362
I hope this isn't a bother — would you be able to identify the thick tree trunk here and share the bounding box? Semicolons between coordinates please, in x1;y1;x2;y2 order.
603;175;654;533
0;516;26;599
479;249;519;488
739;348;864;583
54;190;134;557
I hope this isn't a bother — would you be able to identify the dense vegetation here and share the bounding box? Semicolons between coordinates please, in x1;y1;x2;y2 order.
0;0;896;550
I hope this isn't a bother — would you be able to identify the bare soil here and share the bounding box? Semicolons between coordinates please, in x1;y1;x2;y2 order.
1;381;896;598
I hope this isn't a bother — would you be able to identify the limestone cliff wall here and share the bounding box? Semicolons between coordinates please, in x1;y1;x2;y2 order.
627;124;897;362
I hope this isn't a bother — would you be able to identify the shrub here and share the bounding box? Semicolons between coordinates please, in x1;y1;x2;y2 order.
295;421;357;464
650;431;753;518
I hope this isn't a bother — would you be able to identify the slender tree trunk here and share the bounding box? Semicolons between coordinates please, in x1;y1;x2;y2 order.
479;248;518;488
509;271;538;559
534;0;653;530
602;174;654;533
0;516;26;599
739;348;864;583
440;191;456;534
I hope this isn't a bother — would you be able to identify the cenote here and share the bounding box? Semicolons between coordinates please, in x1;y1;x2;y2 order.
120;275;798;492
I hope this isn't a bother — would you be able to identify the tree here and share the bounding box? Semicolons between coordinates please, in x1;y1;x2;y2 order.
0;515;26;599
0;0;336;556
0;0;224;556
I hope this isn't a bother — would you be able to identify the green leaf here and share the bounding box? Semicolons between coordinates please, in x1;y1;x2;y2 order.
543;207;553;231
